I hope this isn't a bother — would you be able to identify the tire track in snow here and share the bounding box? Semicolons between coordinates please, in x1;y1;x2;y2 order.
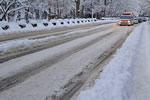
0;27;116;93
51;26;134;100
0;23;114;63
0;22;114;43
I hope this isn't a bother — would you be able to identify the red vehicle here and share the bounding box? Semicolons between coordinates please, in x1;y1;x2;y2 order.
119;12;134;26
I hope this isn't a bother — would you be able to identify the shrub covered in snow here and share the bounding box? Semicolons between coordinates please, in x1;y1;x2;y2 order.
42;20;49;27
30;20;38;27
0;18;116;34
0;21;9;30
17;20;26;29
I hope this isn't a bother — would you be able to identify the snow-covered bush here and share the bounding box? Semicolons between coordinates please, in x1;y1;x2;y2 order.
64;19;70;25
17;20;26;29
57;19;65;26
60;21;64;25
77;20;80;24
42;20;49;27
30;20;38;27
50;20;57;26
0;21;9;30
0;18;104;33
43;23;48;26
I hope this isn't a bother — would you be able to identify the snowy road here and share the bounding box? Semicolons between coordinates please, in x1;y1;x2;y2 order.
0;22;135;100
0;23;113;63
0;22;113;42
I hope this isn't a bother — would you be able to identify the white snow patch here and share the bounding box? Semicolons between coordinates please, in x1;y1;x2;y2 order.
134;23;150;100
78;23;145;100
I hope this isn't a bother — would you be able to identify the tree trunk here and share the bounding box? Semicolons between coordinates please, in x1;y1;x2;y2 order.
48;8;51;21
56;0;59;18
2;14;7;21
81;5;84;18
104;0;107;5
25;8;29;23
76;0;80;18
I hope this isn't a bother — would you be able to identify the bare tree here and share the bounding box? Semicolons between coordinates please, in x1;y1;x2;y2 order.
0;0;25;21
75;0;80;18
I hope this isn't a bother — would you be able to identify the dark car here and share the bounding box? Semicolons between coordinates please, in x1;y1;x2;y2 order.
138;17;143;23
142;17;147;22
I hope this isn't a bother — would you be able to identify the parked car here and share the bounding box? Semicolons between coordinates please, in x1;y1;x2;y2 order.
148;17;150;24
138;17;143;23
142;17;147;22
133;18;139;24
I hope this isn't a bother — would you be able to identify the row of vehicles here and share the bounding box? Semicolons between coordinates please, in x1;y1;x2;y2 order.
119;12;147;26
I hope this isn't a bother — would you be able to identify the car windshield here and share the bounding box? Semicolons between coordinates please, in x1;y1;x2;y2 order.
120;15;131;19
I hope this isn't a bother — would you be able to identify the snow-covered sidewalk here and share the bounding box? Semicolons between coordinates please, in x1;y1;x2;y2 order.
134;23;150;100
78;22;150;100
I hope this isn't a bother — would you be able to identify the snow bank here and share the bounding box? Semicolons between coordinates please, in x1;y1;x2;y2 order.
0;18;116;35
133;22;150;100
78;23;144;100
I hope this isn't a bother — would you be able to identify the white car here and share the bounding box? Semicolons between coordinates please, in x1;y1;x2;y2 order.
133;18;138;24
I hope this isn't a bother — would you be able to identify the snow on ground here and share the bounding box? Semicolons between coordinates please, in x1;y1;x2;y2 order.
0;27;115;83
0;24;128;100
0;24;112;56
134;22;150;100
78;23;149;100
0;18;117;35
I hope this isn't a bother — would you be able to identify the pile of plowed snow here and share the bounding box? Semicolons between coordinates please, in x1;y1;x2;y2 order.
78;23;145;100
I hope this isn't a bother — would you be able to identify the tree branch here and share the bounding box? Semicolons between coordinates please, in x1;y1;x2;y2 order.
7;6;25;14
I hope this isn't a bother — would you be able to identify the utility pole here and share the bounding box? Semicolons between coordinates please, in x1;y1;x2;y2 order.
75;0;80;18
